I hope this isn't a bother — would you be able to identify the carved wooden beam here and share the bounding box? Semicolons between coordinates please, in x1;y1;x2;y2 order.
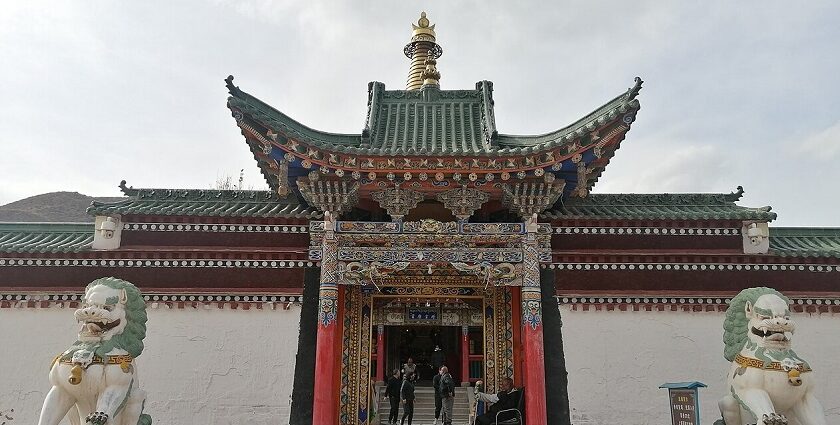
371;185;425;221
502;180;566;218
298;178;359;215
436;185;490;221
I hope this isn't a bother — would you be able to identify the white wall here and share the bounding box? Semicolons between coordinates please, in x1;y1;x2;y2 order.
0;305;301;425
561;308;840;425
4;303;838;425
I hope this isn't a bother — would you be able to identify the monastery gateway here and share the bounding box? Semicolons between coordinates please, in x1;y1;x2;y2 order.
2;13;839;425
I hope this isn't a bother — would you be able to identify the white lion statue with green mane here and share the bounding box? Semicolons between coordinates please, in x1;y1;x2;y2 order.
38;277;152;425
717;287;826;425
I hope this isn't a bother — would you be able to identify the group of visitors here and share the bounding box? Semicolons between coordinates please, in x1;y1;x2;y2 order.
385;355;455;425
384;349;522;425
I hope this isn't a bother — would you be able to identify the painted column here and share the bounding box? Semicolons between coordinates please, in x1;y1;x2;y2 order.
521;216;547;424
461;325;470;384
376;324;386;383
313;213;340;425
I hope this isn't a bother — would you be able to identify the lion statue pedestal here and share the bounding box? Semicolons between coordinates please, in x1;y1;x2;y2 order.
38;277;152;425
717;287;826;425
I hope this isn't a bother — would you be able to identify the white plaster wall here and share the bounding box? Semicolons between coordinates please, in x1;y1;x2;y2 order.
561;308;840;425
0;305;301;425
4;304;838;425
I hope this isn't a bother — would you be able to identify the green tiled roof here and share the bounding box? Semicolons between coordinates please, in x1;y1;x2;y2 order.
0;223;92;253
540;187;777;221
87;181;321;219
770;228;840;258
226;76;642;156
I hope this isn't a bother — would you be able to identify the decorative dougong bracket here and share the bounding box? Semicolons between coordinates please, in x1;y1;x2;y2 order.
271;160;290;197
502;181;566;218
298;179;360;215
371;185;425;221
436;186;490;221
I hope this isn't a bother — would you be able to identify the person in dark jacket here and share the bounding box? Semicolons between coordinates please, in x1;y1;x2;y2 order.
474;377;521;425
431;367;443;424
385;369;402;424
400;372;416;425
438;366;456;425
431;345;445;371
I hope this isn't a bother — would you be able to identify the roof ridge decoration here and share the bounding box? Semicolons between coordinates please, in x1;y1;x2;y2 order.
568;187;748;206
116;180;284;202
541;187;776;221
87;181;320;219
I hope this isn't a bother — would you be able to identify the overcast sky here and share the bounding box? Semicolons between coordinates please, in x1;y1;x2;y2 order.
1;1;838;226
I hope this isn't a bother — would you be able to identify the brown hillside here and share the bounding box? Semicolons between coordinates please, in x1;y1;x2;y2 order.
0;192;125;222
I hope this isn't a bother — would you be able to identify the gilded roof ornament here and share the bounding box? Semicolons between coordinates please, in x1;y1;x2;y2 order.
405;12;443;90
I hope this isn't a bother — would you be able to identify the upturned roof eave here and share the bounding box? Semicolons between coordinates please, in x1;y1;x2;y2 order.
226;75;644;158
495;95;640;150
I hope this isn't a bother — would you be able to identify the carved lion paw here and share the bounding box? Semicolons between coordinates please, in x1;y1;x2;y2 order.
761;413;788;425
85;411;109;425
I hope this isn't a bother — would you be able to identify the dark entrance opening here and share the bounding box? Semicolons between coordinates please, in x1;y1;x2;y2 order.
385;325;463;386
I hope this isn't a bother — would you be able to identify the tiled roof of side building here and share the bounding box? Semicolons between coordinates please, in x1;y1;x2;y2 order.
86;181;321;219
225;76;642;156
540;187;778;221
0;223;93;253
770;227;840;258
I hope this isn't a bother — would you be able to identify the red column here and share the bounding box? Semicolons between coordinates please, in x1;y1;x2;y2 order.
520;216;547;424
376;324;386;383
461;325;470;384
521;287;547;424
313;216;339;425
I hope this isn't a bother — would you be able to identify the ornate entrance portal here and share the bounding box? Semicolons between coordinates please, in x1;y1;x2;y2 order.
309;217;551;425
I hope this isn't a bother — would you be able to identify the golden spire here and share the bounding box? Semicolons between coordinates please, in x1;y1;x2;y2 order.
404;12;442;90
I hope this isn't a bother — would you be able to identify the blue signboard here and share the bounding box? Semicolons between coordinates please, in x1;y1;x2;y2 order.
406;307;439;322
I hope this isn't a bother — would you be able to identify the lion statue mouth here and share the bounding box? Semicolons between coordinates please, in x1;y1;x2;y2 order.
750;326;791;343
80;319;122;336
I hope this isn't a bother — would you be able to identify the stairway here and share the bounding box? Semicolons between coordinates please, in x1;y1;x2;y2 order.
377;385;471;425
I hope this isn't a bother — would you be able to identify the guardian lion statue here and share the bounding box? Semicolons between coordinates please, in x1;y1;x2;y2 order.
717;287;826;425
38;277;152;425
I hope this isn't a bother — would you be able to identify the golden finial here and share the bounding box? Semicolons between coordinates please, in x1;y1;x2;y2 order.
405;12;442;90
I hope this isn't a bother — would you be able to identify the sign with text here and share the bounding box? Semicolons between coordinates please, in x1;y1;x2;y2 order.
660;381;705;425
406;307;439;322
669;389;698;425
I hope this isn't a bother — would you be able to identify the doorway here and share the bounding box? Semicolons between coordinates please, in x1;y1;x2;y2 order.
386;325;461;385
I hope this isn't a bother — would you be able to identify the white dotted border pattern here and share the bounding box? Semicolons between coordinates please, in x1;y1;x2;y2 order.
0;292;303;309
124;223;309;233
552;227;740;236
557;296;840;306
0;258;315;268
545;263;840;273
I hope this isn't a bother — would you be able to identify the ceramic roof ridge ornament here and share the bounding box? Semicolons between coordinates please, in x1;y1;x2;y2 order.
38;277;153;425
716;287;827;425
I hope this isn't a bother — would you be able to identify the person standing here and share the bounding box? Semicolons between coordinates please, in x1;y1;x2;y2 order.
438;366;456;425
400;372;416;425
385;369;402;425
431;345;445;371
402;357;417;381
431;367;443;424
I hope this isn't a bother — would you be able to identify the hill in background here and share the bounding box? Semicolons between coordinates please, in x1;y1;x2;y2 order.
0;192;125;222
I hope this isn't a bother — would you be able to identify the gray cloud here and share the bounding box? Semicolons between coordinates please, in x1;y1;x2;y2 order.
1;0;838;225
